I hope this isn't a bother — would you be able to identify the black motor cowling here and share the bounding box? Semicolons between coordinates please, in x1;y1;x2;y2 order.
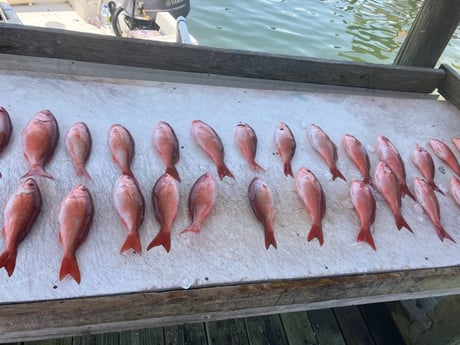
123;0;190;19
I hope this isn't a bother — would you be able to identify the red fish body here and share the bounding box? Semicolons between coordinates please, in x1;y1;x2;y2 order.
58;184;94;284
148;173;179;252
343;134;371;185
377;136;415;200
248;177;277;249
413;177;455;243
274;121;296;177
182;172;217;234
113;175;145;254
309;124;346;181
450;176;460;207
152;121;181;182
0;107;13;178
108;124;135;178
295;167;326;246
411;144;444;195
350;180;377;250
235;123;265;173
428;138;460;176
191;120;234;180
0;178;42;276
65;122;92;180
374;161;413;233
22;109;59;179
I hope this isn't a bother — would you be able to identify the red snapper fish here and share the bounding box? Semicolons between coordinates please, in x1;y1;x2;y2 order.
113;174;144;254
58;184;94;284
0;178;42;276
274;121;296;177
308;124;346;181
148;173;179;252
413;177;455;243
374;161;413;233
235;123;265;173
248;177;276;249
152;121;181;182
410;144;444;195
65;122;92;180
295;167;326;246
450;176;460;207
22;109;59;179
108;124;135;178
182;172;217;233
428;138;460;176
342;134;372;185
0;107;13;178
191;120;234;180
350;180;377;250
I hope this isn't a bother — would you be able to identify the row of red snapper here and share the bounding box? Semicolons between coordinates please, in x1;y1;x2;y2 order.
0;107;459;284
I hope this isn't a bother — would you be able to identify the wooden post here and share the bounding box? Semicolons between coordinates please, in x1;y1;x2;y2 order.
394;0;460;68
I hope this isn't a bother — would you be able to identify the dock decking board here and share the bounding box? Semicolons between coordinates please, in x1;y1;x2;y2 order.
279;311;317;345
334;306;376;345
244;314;289;345
359;303;405;345
206;318;249;345
307;309;346;345
164;325;185;345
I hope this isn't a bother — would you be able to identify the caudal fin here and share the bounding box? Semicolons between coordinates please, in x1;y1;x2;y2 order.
283;162;293;178
395;214;413;233
357;227;376;251
307;223;324;246
264;230;277;249
21;164;54;180
331;166;347;182
217;163;234;180
120;232;142;254
166;166;181;183
401;183;416;201
147;229;171;252
181;222;201;234
59;254;81;284
435;224;456;243
363;176;374;188
0;249;17;276
251;162;265;173
429;181;445;195
76;165;92;181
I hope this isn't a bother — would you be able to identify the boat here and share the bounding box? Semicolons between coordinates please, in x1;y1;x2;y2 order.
0;0;197;43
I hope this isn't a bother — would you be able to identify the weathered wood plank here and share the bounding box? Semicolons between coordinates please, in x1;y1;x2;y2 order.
438;64;460;111
333;306;375;345
0;25;444;93
308;309;345;345
120;330;141;345
206;318;249;345
279;311;317;345
25;337;73;345
182;324;207;345
244;314;288;345
139;328;164;345
359;303;405;345
394;0;460;68
164;325;184;345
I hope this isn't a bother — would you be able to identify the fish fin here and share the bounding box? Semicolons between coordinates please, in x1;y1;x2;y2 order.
435;224;456;243
331;167;347;181
217;164;235;180
307;224;324;246
251;162;265;173
122;168;135;179
264;230;277;249
59;254;81;284
21;164;54;180
283;162;294;178
76;166;92;181
120;232;142;254
166;166;181;183
357;227;376;251
401;183;416;201
147;229;171;252
396;215;413;233
181;223;201;234
0;249;17;276
430;181;445;195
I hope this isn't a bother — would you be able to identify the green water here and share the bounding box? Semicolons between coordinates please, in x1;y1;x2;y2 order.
187;0;459;71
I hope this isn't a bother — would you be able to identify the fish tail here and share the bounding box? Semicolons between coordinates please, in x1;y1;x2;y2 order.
147;228;171;252
217;164;235;180
251;162;265;173
21;164;54;180
283;162;294;178
0;249;17;276
307;223;324;246
120;231;142;254
396;214;413;233
331;167;347;181
430;181;445;195
363;176;374;187
166;166;181;183
401;183;416;201
76;166;92;181
357;227;376;251
59;253;81;284
435;224;456;243
264;227;277;249
122;167;135;179
181;222;201;234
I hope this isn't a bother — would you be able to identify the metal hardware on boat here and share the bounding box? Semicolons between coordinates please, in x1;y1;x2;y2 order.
176;16;191;44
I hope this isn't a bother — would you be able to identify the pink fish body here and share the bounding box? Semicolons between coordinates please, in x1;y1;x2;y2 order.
350;180;377;250
191;120;234;180
235;123;265;173
148;173;179;252
65;122;92;180
411;144;443;195
453;138;460;153
0;178;42;276
113;175;145;254
374;161;413;233
108;124;135;178
343;134;372;185
0;107;13;178
152;121;180;182
295;167;326;245
274;121;296;177
413;177;455;243
309;124;346;181
450;176;460;207
377;136;415;200
22;109;59;179
58;184;94;284
248;177;276;249
182;172;217;233
428;138;460;176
